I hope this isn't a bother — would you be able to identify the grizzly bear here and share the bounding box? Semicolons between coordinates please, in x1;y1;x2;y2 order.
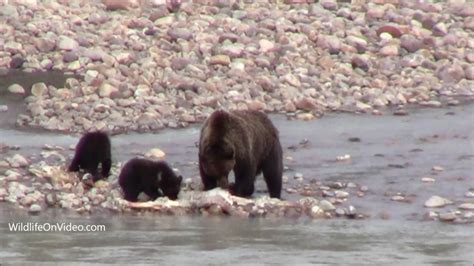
118;158;183;202
68;131;111;182
199;110;282;198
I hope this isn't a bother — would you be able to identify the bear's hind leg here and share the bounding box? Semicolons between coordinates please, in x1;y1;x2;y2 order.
101;158;112;178
262;141;283;199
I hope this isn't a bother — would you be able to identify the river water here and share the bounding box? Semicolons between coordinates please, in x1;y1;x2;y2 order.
0;93;473;264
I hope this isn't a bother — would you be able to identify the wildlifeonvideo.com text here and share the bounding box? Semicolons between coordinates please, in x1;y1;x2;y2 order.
7;222;106;232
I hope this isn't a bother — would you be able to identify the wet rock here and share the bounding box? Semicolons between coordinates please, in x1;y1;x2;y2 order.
320;200;335;211
31;82;48;97
347;205;357;218
28;204;42;215
391;195;405;202
336;154;351;161
145;148;166;159
9;154;28;168
335;208;345;216
309;205;324;218
335;190;349;199
424;195;452;208
421;177;436;183
439;212;457;222
8;84;25;95
458;203;474;210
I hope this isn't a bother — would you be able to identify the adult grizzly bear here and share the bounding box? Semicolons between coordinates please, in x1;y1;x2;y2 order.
199;110;282;198
68;131;111;182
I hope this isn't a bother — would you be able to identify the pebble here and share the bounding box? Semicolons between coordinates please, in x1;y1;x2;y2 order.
421;177;436;183
28;204;42;215
336;154;351;161
335;190;349;199
458;203;474;210
294;173;304;181
320;200;336;211
424;195;453;208
431;166;444;172
145;148;166;159
9;154;28;168
439;212;457;222
8;84;25;95
391;195;405;202
465;191;474;198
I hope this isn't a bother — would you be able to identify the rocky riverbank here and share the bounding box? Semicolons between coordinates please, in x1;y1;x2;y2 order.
0;148;369;220
0;0;473;133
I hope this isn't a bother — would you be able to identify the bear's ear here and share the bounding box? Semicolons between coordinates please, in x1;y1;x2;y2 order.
177;175;183;184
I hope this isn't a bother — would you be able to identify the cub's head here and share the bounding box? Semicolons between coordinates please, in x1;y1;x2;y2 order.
157;163;183;200
199;142;235;188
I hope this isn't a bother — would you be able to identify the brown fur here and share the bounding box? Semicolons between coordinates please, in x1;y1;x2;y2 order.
199;110;282;198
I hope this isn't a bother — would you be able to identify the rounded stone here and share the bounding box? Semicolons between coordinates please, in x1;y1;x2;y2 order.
8;84;25;95
28;204;42;215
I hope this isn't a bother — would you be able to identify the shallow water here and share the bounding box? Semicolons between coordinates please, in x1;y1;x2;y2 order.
1;209;473;265
0;99;473;263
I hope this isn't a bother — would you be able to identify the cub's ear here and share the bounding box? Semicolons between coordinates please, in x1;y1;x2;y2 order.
177;175;183;184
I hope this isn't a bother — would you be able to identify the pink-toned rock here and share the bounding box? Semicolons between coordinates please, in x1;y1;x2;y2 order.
259;39;275;53
376;25;402;38
58;36;79;51
209;55;231;66
465;66;474;80
379;45;399;56
102;0;137;10
400;35;423;53
367;6;386;19
246;100;266;111
295;97;317;111
436;63;465;83
320;0;337;10
317;35;341;54
432;22;448;36
351;55;371;72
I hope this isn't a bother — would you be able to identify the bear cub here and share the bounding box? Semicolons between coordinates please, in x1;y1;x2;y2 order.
68;131;111;182
118;158;183;202
199;110;283;198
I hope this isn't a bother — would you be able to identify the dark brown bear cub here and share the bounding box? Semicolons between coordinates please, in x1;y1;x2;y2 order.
199;110;283;198
118;158;183;202
68;131;111;182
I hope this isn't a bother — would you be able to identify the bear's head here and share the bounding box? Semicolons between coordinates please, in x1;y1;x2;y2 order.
200;142;235;188
159;171;183;200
